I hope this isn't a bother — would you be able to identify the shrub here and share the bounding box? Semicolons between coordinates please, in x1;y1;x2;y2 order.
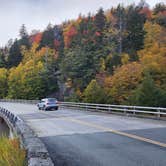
0;137;26;166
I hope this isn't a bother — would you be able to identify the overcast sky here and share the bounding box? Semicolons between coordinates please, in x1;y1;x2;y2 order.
0;0;164;46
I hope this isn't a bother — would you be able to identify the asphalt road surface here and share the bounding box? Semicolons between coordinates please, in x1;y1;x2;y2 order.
0;102;166;166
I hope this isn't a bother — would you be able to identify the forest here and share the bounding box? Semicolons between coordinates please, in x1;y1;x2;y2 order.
0;1;165;107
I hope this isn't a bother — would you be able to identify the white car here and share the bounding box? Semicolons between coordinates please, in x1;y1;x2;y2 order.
37;98;59;111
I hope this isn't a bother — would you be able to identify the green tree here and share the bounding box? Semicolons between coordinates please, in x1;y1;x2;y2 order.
19;24;31;48
123;5;146;60
7;25;30;68
131;74;166;107
153;3;166;28
61;45;97;90
7;64;25;99
8;39;22;68
153;2;166;15
95;8;106;31
0;68;8;98
39;24;55;49
7;44;58;99
0;50;6;68
83;79;105;103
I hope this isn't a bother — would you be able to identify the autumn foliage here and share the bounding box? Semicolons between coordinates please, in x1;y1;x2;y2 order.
64;25;78;47
0;2;165;106
30;32;42;44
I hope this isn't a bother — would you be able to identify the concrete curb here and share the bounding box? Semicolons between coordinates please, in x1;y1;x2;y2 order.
0;107;54;166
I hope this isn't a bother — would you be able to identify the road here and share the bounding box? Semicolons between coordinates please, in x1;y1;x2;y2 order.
0;102;166;166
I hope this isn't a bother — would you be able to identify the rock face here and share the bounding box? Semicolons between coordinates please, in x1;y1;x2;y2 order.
0;107;54;166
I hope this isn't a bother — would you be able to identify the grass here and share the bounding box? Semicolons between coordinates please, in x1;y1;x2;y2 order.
0;136;26;166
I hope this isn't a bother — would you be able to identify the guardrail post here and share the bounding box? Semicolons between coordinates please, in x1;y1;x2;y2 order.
133;106;135;115
108;106;111;112
86;104;88;111
96;105;98;111
157;108;161;118
124;108;127;115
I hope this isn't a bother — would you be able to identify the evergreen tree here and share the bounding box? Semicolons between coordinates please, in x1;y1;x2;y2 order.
8;39;22;67
19;24;30;48
94;8;106;45
54;25;64;59
131;74;166;107
39;24;55;49
19;24;28;38
138;0;149;8
0;50;6;68
153;3;166;27
113;4;126;57
153;3;166;15
95;8;106;31
61;45;96;90
0;68;8;98
8;25;30;68
123;5;146;60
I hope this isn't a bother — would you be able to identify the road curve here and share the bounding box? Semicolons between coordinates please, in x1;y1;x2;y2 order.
0;102;166;166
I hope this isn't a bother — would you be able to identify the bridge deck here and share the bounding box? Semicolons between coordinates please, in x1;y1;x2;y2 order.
0;102;166;166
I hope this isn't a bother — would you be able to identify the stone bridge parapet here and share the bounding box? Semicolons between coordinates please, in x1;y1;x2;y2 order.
0;107;54;166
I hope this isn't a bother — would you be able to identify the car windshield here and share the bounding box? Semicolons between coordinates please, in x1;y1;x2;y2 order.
47;98;56;102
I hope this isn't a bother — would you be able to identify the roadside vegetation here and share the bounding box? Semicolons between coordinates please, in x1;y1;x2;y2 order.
0;1;165;107
0;136;26;166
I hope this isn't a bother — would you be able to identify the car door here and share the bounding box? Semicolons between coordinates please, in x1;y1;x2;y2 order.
39;100;45;108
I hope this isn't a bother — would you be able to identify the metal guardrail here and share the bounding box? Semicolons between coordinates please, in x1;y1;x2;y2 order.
0;99;166;118
60;102;166;118
0;99;39;104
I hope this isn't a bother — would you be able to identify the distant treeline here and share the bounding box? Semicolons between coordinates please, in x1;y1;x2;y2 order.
0;1;166;107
